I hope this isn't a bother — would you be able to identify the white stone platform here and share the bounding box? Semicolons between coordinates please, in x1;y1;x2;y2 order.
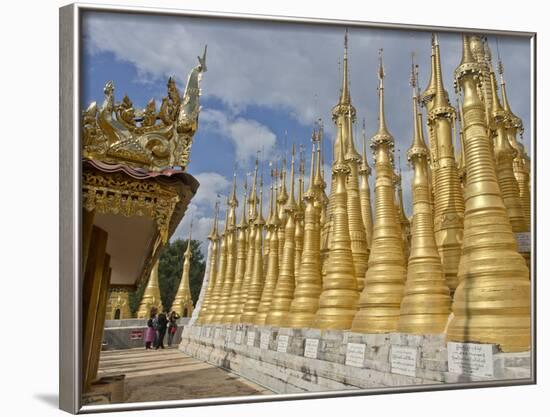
179;324;531;394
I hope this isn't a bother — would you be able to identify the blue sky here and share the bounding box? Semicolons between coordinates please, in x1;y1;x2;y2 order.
82;11;532;254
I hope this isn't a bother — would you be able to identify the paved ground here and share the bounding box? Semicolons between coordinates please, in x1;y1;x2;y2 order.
98;347;272;403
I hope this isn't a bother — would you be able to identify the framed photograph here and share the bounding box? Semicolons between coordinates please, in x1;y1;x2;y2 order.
60;2;535;414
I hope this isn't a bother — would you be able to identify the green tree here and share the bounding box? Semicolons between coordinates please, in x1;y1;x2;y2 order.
128;239;206;314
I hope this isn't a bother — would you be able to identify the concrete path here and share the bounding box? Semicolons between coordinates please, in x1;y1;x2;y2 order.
98;347;272;403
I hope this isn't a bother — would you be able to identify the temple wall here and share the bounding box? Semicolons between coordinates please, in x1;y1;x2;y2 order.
179;324;530;394
103;318;190;350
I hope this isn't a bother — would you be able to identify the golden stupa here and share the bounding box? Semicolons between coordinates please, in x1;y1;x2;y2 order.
398;56;451;334
448;35;530;352
351;50;406;334
136;260;164;318
171;221;195;317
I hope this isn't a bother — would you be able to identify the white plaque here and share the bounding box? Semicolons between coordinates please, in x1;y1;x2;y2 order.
345;343;366;367
448;342;494;378
277;335;289;353
304;338;319;359
202;327;208;337
390;345;418;377
225;329;232;343
235;330;243;345
214;328;221;340
260;332;270;350
515;232;531;253
247;331;256;347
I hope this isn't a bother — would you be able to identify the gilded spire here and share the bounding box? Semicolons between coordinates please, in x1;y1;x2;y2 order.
204;200;230;323
498;56;530;228
358;119;374;247
277;154;289;272
295;145;306;278
208;201;220;241
459;33;475;66
185;217;193;256
498;58;523;130
297;144;306;212
398;61;451;333
241;174;265;323
238;179;248;228
411;61;427;151
359;119;372;174
196;208;220;324
287;144;297;211
248;155;260;221
136;260;164;318
374;49;392;140
255;168;280;325
266;146;297;326
343;106;369;291
433;34;451;109
449;34;530;352
351;53;405;333
339;28;351;106
267;163;275;226
489;70;528;234
215;182;239;323
314;123;325;191
226;181;250;323
420;35;437;109
315;115;358;329
397;155;411;261
429;36;464;293
288;138;323;328
307;132;316;195
172;219;195;317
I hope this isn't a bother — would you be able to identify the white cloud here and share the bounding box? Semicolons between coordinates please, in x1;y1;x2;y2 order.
201;109;276;163
193;172;231;206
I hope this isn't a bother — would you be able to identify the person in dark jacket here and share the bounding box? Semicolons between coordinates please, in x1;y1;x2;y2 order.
167;311;180;347
154;311;168;349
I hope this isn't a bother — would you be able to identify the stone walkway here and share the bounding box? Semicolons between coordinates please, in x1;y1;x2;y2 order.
98;347;272;403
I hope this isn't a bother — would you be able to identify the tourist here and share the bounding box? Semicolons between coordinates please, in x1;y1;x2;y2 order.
145;307;158;350
155;311;168;349
167;311;180;347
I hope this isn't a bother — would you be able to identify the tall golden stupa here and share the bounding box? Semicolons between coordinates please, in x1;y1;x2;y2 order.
136;260;164;318
351;50;406;333
171;221;195;317
448;35;530;352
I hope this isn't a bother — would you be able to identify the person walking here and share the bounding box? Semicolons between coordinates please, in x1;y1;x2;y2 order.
144;307;158;350
167;311;180;347
154;311;168;349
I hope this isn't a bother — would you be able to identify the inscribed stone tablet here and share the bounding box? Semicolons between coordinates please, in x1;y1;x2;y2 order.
304;338;319;359
448;342;494;378
277;335;289;353
214;328;221;340
260;332;270;350
235;330;243;345
345;343;366;367
247;331;256;347
390;345;418;377
225;329;232;343
516;232;531;253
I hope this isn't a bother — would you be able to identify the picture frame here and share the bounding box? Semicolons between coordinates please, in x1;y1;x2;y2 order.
60;2;536;414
